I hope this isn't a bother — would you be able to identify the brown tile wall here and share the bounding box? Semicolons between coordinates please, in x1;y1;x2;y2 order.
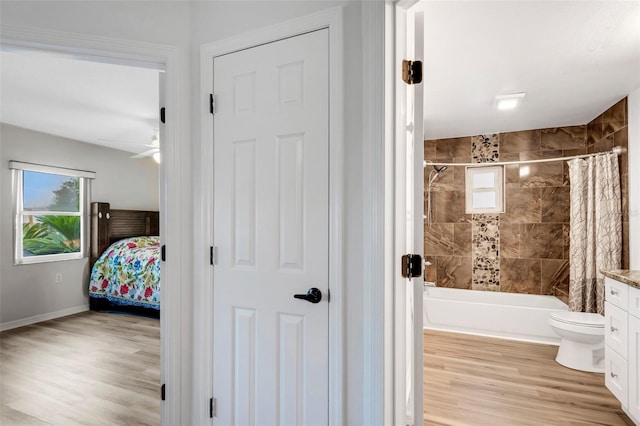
587;98;629;270
424;98;629;302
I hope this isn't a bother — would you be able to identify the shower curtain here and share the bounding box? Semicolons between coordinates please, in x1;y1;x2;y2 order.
568;152;622;314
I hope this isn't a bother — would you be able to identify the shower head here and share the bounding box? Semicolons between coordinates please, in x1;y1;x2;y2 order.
433;165;448;174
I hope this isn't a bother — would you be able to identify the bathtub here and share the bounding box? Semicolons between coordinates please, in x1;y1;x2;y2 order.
423;286;569;345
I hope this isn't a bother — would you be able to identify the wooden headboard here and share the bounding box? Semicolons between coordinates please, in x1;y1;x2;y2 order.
90;202;159;266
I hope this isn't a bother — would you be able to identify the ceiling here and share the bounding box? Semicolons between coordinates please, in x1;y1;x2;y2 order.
0;49;159;155
414;0;640;140
1;2;639;146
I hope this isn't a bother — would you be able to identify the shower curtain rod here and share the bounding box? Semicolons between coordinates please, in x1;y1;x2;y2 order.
425;146;626;168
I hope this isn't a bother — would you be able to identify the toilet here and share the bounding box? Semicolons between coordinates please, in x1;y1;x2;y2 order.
548;311;605;373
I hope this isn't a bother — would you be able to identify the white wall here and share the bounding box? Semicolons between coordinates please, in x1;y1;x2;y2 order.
0;124;159;326
629;88;640;269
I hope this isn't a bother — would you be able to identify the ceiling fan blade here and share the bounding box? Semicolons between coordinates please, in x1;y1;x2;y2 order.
96;139;141;147
131;148;159;159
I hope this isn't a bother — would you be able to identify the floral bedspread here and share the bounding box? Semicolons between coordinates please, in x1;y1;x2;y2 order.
89;236;160;310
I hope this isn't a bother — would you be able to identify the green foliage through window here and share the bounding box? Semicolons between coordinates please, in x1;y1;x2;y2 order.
22;177;81;257
22;217;80;255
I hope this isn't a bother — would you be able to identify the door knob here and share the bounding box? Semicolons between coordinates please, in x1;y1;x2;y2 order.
294;287;322;304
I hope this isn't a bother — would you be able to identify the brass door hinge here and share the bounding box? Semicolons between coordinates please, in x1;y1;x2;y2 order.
402;60;423;85
401;254;423;279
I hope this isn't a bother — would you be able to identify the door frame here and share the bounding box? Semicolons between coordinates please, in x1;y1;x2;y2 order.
0;24;189;426
196;7;344;425
386;2;424;425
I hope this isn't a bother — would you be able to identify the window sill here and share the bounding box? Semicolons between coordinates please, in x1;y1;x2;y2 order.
15;254;85;265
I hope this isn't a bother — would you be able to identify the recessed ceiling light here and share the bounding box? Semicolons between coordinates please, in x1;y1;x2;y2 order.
495;92;526;111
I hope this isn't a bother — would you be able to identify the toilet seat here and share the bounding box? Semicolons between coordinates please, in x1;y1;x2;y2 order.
549;311;604;328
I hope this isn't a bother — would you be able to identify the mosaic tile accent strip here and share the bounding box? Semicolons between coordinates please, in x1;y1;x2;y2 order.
470;134;501;290
471;134;499;163
472;213;500;289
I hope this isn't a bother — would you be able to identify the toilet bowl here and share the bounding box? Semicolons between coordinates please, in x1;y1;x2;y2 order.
548;311;605;373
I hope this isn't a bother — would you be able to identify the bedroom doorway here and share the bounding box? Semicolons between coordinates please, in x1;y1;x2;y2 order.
0;41;169;424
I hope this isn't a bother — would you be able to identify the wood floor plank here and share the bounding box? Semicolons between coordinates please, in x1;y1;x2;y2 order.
424;329;635;426
1;311;160;426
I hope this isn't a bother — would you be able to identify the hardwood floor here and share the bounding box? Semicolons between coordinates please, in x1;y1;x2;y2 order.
0;311;160;426
424;329;635;426
2;314;633;425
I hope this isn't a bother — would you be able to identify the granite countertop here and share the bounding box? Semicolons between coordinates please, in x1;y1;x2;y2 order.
602;270;640;289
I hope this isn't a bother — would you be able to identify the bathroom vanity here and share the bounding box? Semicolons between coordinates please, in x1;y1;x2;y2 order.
603;270;640;426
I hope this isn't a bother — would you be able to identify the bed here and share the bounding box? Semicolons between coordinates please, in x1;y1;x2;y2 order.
89;202;160;317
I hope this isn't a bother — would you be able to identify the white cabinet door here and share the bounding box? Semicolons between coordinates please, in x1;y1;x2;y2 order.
629;315;640;422
606;277;629;310
606;345;629;407
606;301;630;359
629;286;640;319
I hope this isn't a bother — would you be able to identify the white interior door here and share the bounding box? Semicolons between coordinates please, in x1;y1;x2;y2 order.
392;4;424;425
410;11;425;426
212;29;329;426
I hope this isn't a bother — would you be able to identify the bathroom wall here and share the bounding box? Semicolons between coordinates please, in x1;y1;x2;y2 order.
586;98;630;270
424;98;629;301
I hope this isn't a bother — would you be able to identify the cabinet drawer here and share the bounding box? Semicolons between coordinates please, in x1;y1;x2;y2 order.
606;278;629;310
606;301;629;359
606;345;629;406
629;286;640;320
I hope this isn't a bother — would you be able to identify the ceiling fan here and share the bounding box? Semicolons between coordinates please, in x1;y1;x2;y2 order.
94;128;161;162
131;130;160;162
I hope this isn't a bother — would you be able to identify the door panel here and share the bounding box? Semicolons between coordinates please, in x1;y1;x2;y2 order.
233;307;256;424
213;29;329;426
277;134;304;269
278;313;305;424
231;140;256;267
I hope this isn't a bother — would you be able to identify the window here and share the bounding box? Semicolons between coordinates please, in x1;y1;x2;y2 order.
10;161;95;264
465;165;504;214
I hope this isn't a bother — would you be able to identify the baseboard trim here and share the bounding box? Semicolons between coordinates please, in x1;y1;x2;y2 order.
0;304;90;332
